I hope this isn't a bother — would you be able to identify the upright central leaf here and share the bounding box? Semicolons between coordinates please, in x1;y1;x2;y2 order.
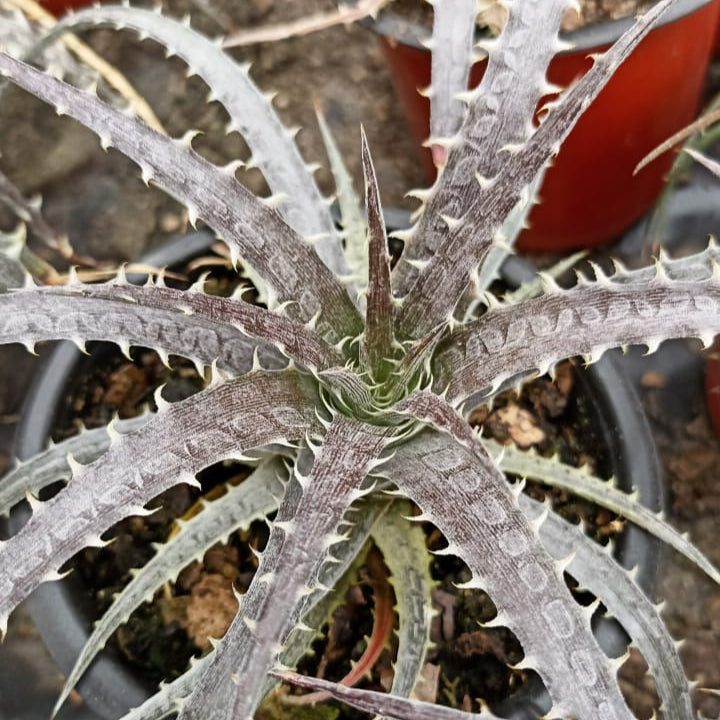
361;129;395;381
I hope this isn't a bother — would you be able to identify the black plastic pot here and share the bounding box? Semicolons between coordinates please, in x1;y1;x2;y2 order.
8;229;664;720
616;182;720;434
492;256;664;720
9;231;218;720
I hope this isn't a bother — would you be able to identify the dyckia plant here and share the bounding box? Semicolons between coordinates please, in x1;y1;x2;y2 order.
1;1;720;719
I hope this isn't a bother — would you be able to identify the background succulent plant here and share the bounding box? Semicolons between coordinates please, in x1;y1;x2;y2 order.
1;1;720;719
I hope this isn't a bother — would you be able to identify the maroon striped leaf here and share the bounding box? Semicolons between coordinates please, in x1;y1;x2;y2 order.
30;280;342;371
0;52;362;340
395;0;681;338
434;267;720;403
177;416;392;720
0;370;319;635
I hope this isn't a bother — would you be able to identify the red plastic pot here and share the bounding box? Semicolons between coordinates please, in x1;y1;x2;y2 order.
40;0;95;16
706;338;720;436
374;0;720;251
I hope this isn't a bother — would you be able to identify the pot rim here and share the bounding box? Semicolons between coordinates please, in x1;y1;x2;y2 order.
9;227;664;720
366;0;717;53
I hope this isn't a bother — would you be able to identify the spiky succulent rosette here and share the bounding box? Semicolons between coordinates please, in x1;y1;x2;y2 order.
0;1;719;719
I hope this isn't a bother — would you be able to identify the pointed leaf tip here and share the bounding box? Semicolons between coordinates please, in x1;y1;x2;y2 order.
360;131;394;377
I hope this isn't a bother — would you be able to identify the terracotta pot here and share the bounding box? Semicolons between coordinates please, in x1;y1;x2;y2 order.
372;0;720;251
